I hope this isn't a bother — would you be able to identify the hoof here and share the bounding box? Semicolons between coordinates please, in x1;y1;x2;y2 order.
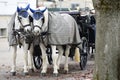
29;69;34;73
11;72;16;76
41;73;46;76
23;72;29;76
53;73;58;77
64;70;68;74
58;69;60;72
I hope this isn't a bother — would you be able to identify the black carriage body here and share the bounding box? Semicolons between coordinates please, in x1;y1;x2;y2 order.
61;11;95;49
59;11;95;70
59;11;90;40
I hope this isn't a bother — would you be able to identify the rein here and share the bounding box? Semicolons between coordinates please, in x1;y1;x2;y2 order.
40;17;49;48
13;28;34;49
34;25;42;30
12;28;24;48
32;13;49;47
33;25;49;47
41;31;48;47
12;16;34;49
33;17;44;29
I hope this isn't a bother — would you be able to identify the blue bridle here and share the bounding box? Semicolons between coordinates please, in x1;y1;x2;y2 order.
18;9;29;18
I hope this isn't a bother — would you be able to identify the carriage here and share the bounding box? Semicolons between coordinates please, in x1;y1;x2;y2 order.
9;6;95;76
33;9;96;70
65;11;96;69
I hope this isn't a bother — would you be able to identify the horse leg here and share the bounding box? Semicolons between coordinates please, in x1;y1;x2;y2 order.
89;47;92;54
23;43;29;75
28;44;34;72
51;45;58;76
56;46;64;70
10;45;17;76
40;43;47;75
64;45;71;73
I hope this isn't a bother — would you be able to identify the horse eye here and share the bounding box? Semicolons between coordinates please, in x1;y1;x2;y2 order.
19;17;22;20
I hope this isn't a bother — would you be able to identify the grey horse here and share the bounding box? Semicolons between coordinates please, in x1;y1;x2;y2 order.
8;4;34;76
30;7;82;76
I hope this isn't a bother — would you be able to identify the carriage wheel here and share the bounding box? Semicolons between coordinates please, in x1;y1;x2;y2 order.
80;37;88;70
80;54;87;70
33;56;42;69
33;45;42;70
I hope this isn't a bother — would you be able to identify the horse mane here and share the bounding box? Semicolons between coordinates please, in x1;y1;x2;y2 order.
29;15;33;23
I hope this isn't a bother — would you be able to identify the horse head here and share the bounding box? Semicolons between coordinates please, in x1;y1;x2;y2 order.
16;4;32;33
30;7;48;36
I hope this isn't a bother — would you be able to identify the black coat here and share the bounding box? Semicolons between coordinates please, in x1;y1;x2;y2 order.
90;15;96;25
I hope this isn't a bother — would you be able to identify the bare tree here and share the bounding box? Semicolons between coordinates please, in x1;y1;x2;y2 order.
93;0;120;80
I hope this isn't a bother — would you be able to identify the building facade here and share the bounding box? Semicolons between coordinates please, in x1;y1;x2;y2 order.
0;0;36;37
38;0;94;10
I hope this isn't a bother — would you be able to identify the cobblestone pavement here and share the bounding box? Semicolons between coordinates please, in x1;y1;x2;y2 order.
0;38;94;80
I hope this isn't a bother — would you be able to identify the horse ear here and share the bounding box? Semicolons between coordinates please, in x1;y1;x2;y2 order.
25;4;30;10
29;8;35;13
40;7;47;13
17;6;21;12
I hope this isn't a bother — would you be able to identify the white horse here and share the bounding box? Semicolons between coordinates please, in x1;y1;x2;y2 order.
8;5;34;76
30;7;81;76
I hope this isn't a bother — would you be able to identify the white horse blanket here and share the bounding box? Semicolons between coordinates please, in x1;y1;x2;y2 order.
47;12;81;45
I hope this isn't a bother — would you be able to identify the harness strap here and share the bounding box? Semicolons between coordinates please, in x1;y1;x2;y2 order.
17;16;30;28
23;24;30;28
13;29;22;48
17;16;24;27
40;24;49;48
34;25;42;30
41;34;47;47
28;43;31;50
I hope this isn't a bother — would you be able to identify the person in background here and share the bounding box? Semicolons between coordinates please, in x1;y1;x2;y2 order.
89;9;96;44
88;9;96;57
90;9;96;32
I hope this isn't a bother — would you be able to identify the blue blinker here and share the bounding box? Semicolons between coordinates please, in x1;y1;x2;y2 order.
33;11;44;20
18;9;28;18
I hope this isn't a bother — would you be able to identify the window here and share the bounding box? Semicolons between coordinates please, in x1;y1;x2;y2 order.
0;1;8;6
71;3;79;10
0;28;6;37
47;0;53;1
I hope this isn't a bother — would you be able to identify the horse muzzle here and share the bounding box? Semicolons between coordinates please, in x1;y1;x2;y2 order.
33;27;41;36
24;26;32;33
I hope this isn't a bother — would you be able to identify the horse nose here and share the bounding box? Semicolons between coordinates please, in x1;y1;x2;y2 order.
35;30;40;34
33;30;40;35
24;26;32;32
33;27;40;35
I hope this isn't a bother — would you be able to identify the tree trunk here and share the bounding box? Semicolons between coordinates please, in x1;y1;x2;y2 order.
93;0;120;80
